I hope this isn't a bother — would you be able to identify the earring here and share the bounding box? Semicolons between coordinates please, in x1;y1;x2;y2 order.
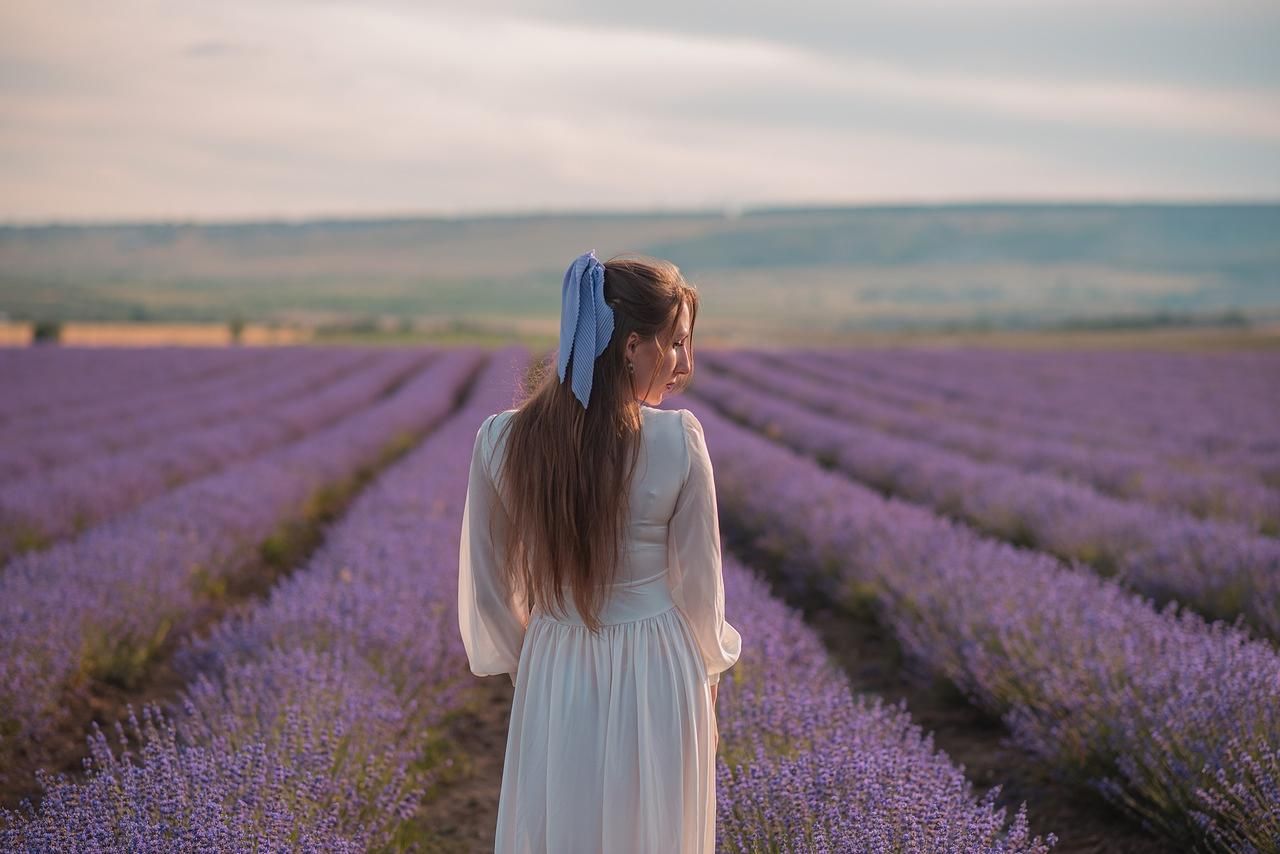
626;362;634;373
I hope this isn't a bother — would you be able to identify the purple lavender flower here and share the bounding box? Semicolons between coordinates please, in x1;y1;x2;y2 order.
697;355;1280;639
682;385;1279;851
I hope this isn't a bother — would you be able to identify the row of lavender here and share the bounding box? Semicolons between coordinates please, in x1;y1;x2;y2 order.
0;349;412;559
683;392;1279;851
748;350;1280;534
698;359;1280;639
810;348;1280;491
0;347;510;851
812;347;1280;484
713;553;1054;852
2;349;1055;851
0;347;264;430
829;347;1280;453
0;349;482;765
0;348;372;479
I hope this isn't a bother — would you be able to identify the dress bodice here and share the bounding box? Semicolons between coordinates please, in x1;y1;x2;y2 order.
479;405;690;624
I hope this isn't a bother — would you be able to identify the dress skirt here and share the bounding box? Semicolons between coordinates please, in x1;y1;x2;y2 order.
494;572;718;854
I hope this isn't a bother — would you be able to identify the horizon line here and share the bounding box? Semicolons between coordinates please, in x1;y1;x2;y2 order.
3;195;1279;230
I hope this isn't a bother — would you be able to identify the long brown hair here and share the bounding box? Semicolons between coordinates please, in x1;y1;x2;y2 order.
488;253;699;632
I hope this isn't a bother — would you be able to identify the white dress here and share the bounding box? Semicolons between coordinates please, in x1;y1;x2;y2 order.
458;404;742;854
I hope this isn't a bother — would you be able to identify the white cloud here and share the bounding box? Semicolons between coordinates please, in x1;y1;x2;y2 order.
0;0;1276;221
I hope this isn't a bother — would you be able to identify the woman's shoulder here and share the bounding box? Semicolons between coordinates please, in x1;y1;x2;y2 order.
476;409;518;457
482;407;518;428
643;407;703;464
652;406;703;433
642;405;692;432
642;404;687;419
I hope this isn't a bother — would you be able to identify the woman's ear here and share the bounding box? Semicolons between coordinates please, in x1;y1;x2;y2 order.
625;331;639;359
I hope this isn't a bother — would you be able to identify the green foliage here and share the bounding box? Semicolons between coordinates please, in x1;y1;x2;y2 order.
3;205;1277;340
81;618;174;689
31;319;61;342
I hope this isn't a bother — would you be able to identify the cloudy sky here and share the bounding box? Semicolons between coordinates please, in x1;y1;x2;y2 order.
2;0;1277;223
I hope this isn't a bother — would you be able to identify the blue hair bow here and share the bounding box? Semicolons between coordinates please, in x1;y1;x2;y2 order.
556;250;614;410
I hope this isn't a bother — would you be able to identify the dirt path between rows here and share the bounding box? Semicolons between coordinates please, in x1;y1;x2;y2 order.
406;676;511;853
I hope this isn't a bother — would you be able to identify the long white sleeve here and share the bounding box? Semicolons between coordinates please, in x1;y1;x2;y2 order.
458;413;528;687
666;409;741;686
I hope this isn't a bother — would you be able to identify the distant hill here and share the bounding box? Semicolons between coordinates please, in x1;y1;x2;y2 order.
3;203;1277;339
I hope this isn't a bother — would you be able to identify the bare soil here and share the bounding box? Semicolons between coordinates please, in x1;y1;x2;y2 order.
401;677;512;853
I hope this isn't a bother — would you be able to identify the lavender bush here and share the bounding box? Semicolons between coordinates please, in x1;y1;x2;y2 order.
0;348;370;480
714;554;1054;852
816;347;1280;455
695;364;1280;639
3;348;1057;851
734;349;1280;533
0;347;257;428
0;349;481;756
686;395;1280;852
0;350;405;557
1;347;518;851
809;347;1280;486
0;705;365;853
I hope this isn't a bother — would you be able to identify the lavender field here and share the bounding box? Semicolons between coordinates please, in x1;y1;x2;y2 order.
1;343;1276;852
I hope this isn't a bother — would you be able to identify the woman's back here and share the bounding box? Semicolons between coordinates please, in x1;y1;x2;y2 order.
483;403;687;588
460;401;741;853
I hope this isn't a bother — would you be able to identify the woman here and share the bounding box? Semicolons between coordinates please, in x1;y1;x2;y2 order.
458;249;742;853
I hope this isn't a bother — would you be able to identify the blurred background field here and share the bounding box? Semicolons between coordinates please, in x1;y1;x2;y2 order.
3;203;1278;350
5;1;1277;352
